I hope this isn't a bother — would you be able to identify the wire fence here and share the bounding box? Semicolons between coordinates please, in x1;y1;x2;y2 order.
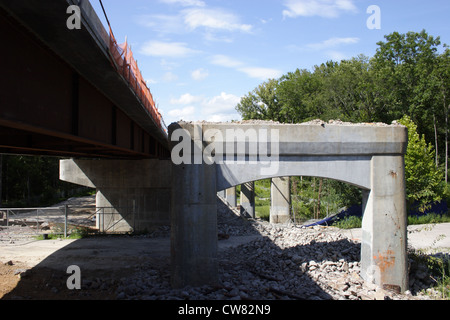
0;205;135;244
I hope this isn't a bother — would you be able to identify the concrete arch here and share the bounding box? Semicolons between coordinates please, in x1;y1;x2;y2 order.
216;155;372;191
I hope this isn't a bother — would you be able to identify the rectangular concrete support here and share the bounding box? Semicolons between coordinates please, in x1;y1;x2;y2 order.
225;187;237;207
361;155;408;292
270;177;291;224
240;182;255;218
170;162;218;288
60;159;171;233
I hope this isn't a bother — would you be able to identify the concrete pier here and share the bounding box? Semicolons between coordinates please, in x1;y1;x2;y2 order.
270;177;291;224
240;182;255;218
360;155;408;291
225;187;237;207
60;159;171;232
170;162;218;288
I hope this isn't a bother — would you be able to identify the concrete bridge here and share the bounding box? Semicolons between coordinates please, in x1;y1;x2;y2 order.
1;0;409;295
168;121;408;292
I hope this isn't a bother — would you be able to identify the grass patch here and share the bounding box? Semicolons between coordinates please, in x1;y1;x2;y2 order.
408;213;450;225
333;216;362;229
333;212;450;229
255;205;270;221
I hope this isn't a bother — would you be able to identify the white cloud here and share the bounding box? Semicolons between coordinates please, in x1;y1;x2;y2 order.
210;55;244;68
326;50;349;61
167;92;242;122
136;14;186;34
140;41;199;58
202;92;241;114
170;93;203;105
182;8;252;33
168;106;196;121
306;37;359;50
282;0;357;18
238;67;283;80
210;54;282;81
191;68;209;81
202;92;242;122
162;72;179;82
159;0;205;7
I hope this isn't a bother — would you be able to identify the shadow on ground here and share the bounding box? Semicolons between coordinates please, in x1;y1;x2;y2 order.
2;197;361;300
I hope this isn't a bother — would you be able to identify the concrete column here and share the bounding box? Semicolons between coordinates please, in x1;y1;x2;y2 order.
240;182;255;218
170;162;218;288
270;177;291;224
60;159;171;233
225;187;237;207
360;155;408;292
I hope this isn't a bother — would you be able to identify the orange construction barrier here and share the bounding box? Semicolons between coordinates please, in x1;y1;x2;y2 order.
108;27;165;132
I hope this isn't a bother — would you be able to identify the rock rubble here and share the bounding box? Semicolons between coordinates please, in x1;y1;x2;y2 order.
107;200;442;300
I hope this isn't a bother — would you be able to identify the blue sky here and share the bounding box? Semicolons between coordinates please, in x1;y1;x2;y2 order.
90;0;450;125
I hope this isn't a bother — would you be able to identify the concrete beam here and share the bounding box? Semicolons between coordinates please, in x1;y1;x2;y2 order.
270;177;291;224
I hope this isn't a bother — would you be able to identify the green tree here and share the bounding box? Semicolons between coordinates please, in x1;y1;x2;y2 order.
398;115;444;212
316;55;383;123
276;68;325;122
235;79;280;121
372;30;445;154
430;48;450;182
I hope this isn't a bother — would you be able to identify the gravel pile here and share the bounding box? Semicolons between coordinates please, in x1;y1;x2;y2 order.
105;199;443;300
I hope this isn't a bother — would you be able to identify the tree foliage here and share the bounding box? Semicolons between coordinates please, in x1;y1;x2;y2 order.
1;155;84;207
236;29;450;214
397;116;444;212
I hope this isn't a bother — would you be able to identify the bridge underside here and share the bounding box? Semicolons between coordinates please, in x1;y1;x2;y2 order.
0;1;169;159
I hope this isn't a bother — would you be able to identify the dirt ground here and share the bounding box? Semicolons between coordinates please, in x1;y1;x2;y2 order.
0;234;262;300
0;261;119;300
